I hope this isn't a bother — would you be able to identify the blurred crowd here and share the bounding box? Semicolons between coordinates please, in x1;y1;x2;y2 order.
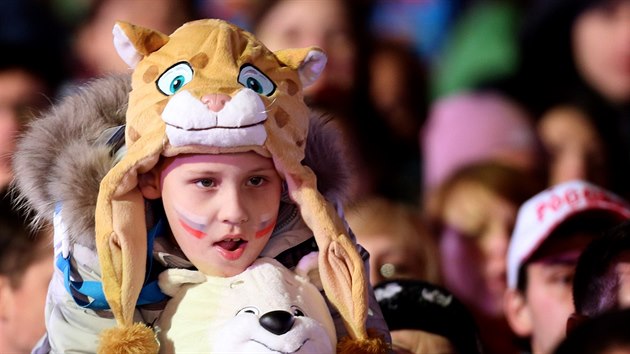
3;0;630;353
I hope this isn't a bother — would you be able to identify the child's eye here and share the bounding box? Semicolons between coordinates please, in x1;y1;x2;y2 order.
248;176;266;187
195;179;215;188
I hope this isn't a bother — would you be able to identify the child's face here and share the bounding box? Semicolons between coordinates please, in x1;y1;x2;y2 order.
145;152;282;277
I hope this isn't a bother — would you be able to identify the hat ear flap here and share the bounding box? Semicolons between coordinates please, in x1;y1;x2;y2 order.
113;21;170;68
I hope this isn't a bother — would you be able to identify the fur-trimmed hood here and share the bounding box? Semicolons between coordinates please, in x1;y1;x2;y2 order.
12;75;351;250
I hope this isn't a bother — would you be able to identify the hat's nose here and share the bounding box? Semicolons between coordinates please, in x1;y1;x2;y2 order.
259;310;295;335
201;93;231;112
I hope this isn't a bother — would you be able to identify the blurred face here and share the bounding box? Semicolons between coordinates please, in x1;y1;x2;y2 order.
523;233;594;354
255;0;356;106
0;69;45;186
537;106;607;187
76;0;187;76
439;182;515;316
144;152;282;277
391;330;456;354
1;251;53;353
359;233;431;286
573;1;630;103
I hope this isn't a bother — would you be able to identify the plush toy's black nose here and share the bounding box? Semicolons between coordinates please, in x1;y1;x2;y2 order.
259;310;295;335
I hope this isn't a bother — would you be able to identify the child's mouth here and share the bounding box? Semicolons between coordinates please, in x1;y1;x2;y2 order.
216;238;245;251
214;238;247;260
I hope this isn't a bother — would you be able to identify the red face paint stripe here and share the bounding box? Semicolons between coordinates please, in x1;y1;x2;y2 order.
255;221;276;239
179;218;206;239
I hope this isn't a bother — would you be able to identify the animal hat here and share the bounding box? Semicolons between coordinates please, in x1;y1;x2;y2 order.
95;19;383;352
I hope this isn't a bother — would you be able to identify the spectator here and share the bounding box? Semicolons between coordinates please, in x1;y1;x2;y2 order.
421;91;542;208
476;0;630;198
0;193;53;353
251;0;418;203
554;308;630;354
346;195;441;286
72;0;197;80
537;106;607;187
0;0;67;190
504;180;630;354
430;161;543;354
569;219;630;331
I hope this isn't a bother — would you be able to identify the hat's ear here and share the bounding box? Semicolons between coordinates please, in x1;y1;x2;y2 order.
274;47;327;87
295;252;322;288
112;21;170;68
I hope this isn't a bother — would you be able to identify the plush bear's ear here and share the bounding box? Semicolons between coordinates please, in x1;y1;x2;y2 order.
295;251;322;288
274;47;327;88
158;268;206;297
112;21;170;68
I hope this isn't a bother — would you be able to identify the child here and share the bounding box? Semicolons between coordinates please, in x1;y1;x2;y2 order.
137;152;284;278
13;19;388;353
503;180;630;354
428;161;542;354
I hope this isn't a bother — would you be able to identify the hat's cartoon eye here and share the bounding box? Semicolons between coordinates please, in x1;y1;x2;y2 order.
291;305;305;317
238;64;276;96
156;62;193;96
236;306;260;317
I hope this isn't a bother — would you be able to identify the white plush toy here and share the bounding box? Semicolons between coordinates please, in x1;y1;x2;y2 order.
156;254;336;353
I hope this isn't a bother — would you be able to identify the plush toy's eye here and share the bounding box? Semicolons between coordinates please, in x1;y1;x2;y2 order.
291;305;305;317
237;64;276;96
156;62;194;96
236;306;260;317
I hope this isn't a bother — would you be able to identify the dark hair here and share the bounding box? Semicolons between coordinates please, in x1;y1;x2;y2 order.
554;307;630;354
375;279;484;354
573;219;630;317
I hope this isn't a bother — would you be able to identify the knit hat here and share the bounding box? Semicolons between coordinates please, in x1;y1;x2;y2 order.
95;19;382;353
421;91;538;193
507;180;630;289
375;279;483;354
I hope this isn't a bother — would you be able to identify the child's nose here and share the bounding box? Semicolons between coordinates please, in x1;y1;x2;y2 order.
218;187;249;225
201;94;231;112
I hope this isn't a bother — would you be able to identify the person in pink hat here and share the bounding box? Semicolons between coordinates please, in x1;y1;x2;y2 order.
421;91;541;207
503;180;630;354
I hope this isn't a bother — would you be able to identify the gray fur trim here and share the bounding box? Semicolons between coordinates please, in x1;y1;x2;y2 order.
303;113;352;206
10;75;351;249
12;75;130;248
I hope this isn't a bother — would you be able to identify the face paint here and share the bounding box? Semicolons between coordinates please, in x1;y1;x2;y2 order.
255;215;276;239
176;206;208;239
